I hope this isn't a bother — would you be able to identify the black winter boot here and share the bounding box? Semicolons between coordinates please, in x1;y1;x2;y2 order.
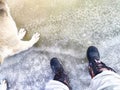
50;58;70;89
87;46;115;77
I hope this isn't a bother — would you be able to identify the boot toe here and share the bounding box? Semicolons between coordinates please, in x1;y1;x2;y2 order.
87;46;100;62
50;57;64;74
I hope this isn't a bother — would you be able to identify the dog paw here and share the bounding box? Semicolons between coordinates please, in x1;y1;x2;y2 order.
18;28;26;39
0;80;7;90
30;33;40;44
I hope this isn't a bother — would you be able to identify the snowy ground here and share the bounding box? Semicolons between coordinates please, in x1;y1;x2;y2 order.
1;0;120;90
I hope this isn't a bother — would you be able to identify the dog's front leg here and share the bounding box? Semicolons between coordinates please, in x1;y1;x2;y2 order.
18;28;26;40
0;80;7;90
11;33;40;55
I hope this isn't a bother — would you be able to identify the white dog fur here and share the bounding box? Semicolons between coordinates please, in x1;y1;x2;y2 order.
0;0;40;63
0;0;40;89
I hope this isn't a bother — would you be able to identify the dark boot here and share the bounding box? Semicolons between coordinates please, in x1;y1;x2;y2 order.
50;58;70;89
87;46;115;77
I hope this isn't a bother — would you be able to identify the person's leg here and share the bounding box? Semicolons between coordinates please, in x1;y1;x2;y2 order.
50;58;70;89
87;46;115;78
86;46;120;90
45;58;70;90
